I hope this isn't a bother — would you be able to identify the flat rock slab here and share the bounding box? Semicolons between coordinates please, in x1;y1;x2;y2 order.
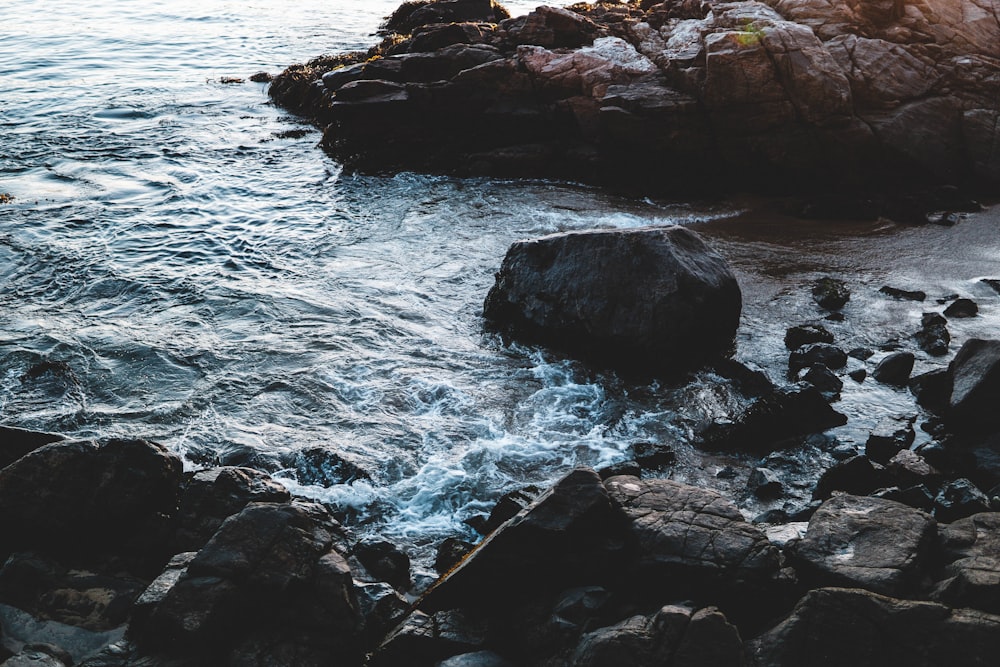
605;476;779;580
792;494;936;596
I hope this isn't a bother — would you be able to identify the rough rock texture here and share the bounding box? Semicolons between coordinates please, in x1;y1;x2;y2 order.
0;438;182;563
748;587;1000;667
173;466;291;552
137;501;361;661
271;0;1000;194
934;512;1000;613
483;226;741;374
700;383;847;451
421;468;627;611
563;604;743;667
605;475;780;581
791;493;936;596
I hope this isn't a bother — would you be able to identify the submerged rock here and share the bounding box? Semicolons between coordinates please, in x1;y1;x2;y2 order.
483;226;741;375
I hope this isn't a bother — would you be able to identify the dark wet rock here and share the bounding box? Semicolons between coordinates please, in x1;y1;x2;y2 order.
354;540;412;591
626;441;676;469
800;364;842;400
885;449;941;490
370;609;488;667
137;501;361;660
479;485;541;536
421;468;625;611
813;455;887;500
0;551;146;632
355;581;410;645
910;368;951;412
382;0;510;35
915;441;954;472
282;447;371;486
605;475;780;583
864;416;915;464
830;443;858;460
914;312;950;356
0;438;182;568
935;479;991;523
0;426;65;470
791;494;936;596
131;551;196;632
945;298;979;318
788;343;847;373
879;286;926;301
506;6;601;49
847;368;866;383
435;537;475;575
812;278;849;311
483;226;741;375
848;347;874;360
784;324;833;350
173;466;290;552
597;460;641;480
873;485;936;512
872;351;915;386
564;604;742;667
710;359;776;398
700;383;847;452
716;465;738;479
249;71;272;83
933;512;1000;613
981;278;1000;295
823;312;845;322
748;587;1000;667
748;467;784;499
947;339;1000;432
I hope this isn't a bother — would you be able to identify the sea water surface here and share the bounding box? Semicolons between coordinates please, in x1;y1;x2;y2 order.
3;0;1000;565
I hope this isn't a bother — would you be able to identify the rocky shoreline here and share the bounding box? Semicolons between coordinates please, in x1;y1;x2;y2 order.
268;0;999;206
5;220;1000;665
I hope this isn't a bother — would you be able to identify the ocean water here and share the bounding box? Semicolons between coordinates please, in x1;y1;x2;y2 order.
3;0;1000;564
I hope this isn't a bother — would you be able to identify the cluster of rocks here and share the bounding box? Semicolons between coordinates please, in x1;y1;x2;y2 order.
268;0;1000;201
5;423;1000;666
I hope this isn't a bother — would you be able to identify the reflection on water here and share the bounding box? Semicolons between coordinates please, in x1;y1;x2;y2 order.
2;0;1000;563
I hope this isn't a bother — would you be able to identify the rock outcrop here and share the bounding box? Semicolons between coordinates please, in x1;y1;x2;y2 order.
270;0;1000;195
483;226;741;374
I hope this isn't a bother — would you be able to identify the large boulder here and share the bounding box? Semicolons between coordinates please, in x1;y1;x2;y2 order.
421;468;626;611
748;587;1000;667
137;501;361;661
947;338;1000;432
483;226;742;375
0;438;182;564
791;494;936;596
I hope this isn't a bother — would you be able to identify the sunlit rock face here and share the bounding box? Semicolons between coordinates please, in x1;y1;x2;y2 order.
272;0;1000;191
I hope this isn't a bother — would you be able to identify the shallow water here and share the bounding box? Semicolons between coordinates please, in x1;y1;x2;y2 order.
3;0;1000;565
